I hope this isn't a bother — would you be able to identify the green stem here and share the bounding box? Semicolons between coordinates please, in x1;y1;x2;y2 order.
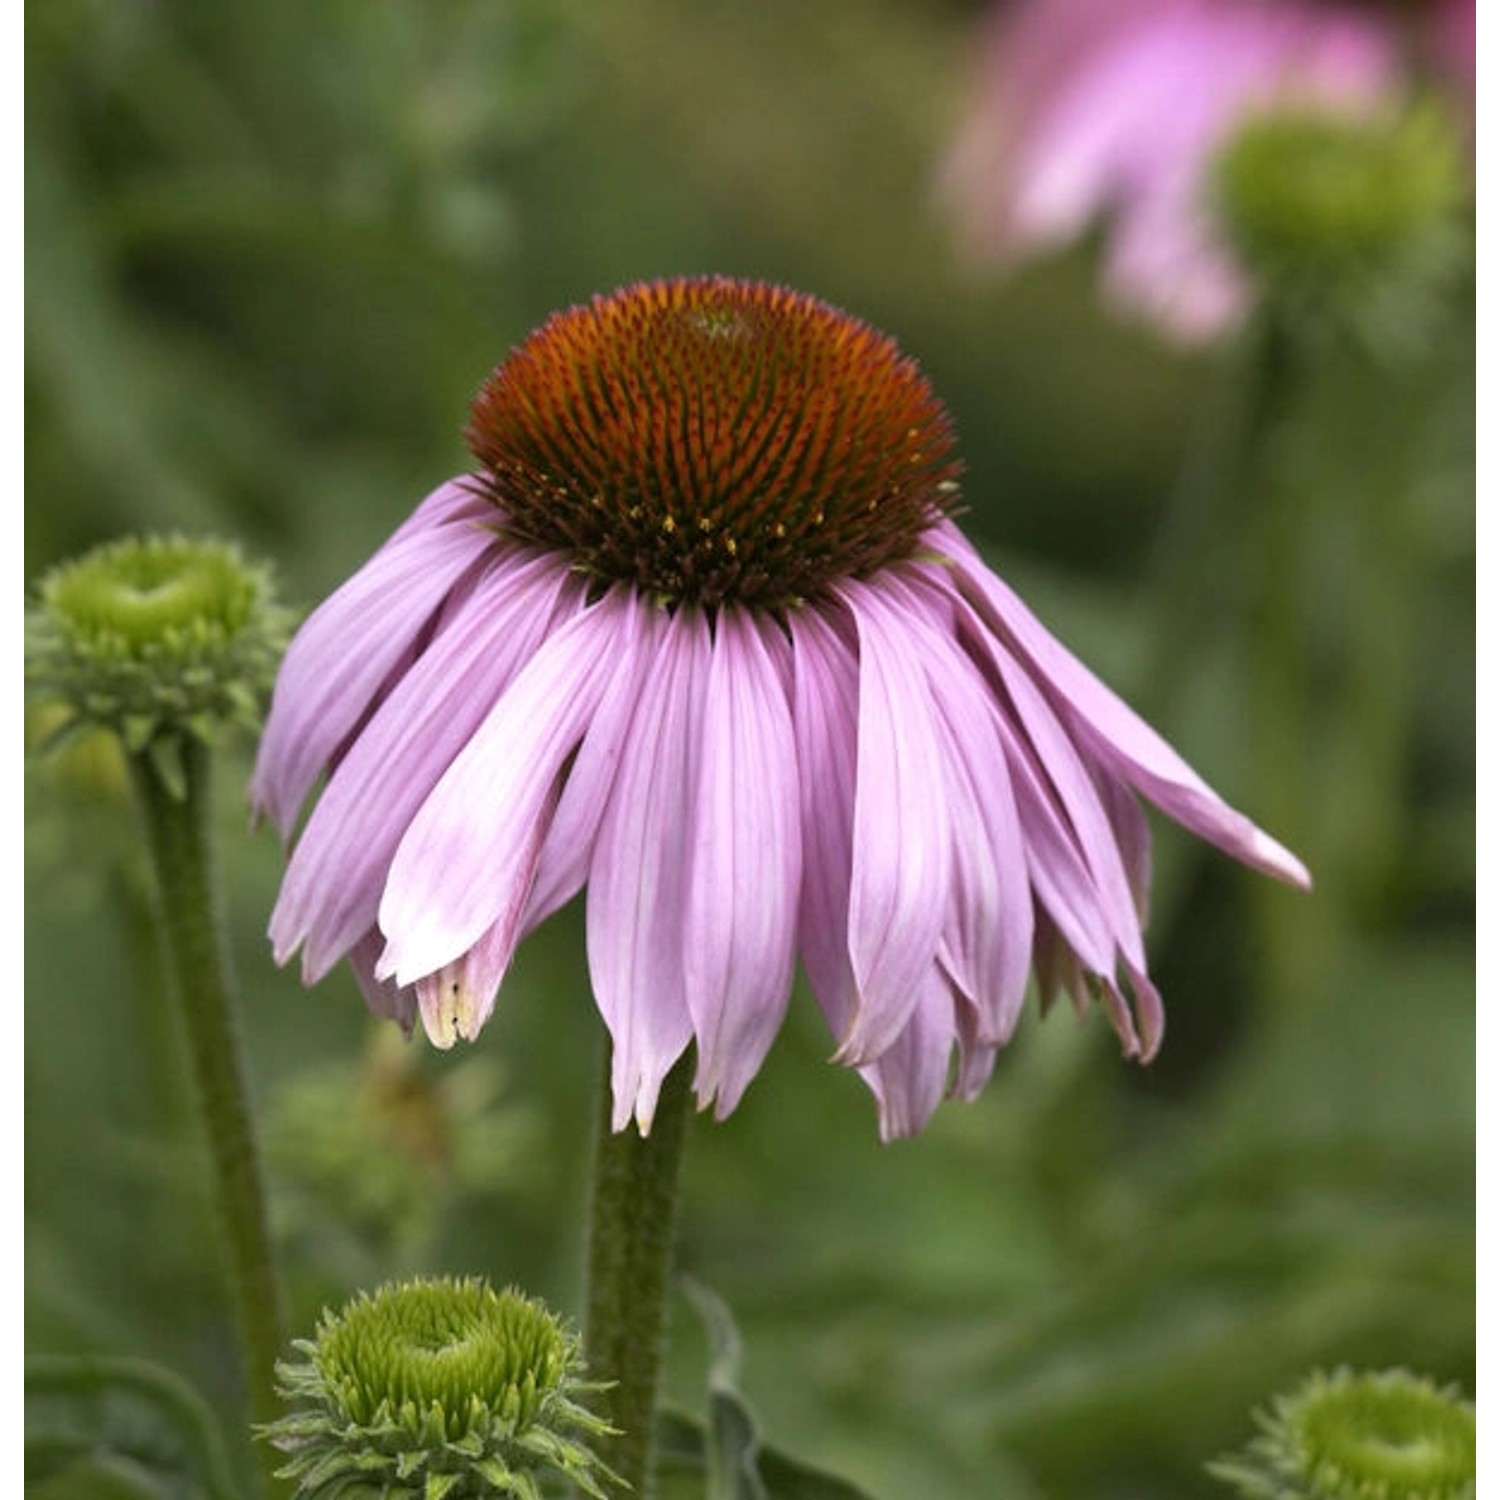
1138;319;1273;722
129;737;288;1499
1240;312;1356;1017
583;1050;694;1498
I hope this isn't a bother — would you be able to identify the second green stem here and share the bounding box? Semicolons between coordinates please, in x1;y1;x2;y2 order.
131;737;288;1498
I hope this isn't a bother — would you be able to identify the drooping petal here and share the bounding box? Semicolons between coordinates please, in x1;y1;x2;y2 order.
522;604;671;933
586;606;709;1133
788;606;862;1044
377;587;638;986
1032;904;1089;1017
269;550;574;980
991;707;1113;972
953;996;1001;1102
1092;763;1153;924
932;520;1311;887
414;904;531;1049
952;591;1148;971
861;968;960;1142
1119;956;1165;1061
887;576;1033;1047
251;479;496;835
347;927;417;1035
684;606;802;1118
1005;750;1156;1057
834;581;953;1066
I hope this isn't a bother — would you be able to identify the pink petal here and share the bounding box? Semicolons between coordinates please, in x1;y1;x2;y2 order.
1120;957;1165;1060
933;521;1311;888
862;968;960;1142
522;605;671;933
377;587;637;985
886;576;1033;1045
1093;764;1153;924
1032;905;1089;1017
988;698;1118;981
834;581;953;1066
997;712;1156;1057
269;550;574;980
953;998;1001;1101
926;674;1035;1047
586;606;708;1133
250;478;496;835
953;592;1148;971
788;606;862;1044
685;607;802;1118
347;927;417;1034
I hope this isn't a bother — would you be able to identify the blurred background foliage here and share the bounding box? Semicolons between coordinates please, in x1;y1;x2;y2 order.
26;2;1473;1497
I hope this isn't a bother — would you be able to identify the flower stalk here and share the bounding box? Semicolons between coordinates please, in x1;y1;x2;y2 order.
28;535;291;1497
583;1050;694;1496
130;736;289;1497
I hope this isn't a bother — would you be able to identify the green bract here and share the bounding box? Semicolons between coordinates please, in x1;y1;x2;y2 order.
263;1278;617;1500
1209;1367;1475;1500
26;535;290;760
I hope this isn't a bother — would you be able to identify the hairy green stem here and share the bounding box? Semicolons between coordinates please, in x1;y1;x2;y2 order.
129;737;288;1499
583;1051;694;1497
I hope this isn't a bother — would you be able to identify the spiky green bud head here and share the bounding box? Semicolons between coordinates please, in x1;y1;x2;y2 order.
1208;1367;1475;1500
263;1277;618;1499
1215;103;1469;348
26;536;292;772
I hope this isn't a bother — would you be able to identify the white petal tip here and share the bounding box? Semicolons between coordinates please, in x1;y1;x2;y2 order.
1253;831;1313;890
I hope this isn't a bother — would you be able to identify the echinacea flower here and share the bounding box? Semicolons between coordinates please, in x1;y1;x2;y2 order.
937;0;1470;343
253;277;1308;1140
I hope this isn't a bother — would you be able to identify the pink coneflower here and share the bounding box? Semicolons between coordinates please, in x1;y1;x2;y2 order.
936;0;1458;342
253;277;1308;1140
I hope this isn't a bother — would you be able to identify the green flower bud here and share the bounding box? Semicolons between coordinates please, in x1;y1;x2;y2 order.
1214;102;1469;348
1209;1367;1475;1500
263;1277;618;1499
26;536;291;783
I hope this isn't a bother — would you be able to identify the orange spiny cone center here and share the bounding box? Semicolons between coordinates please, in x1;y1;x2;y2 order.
465;277;962;609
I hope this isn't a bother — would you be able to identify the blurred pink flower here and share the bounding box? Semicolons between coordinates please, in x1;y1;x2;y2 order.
254;278;1308;1140
937;0;1469;342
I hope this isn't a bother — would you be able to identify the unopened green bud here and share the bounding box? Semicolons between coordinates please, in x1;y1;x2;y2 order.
26;536;291;775
263;1277;618;1499
1209;1367;1475;1500
1215;103;1468;345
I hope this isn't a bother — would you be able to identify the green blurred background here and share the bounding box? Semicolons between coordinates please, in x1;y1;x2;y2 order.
26;2;1474;1496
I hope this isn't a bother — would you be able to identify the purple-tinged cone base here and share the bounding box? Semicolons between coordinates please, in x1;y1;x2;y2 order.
255;479;1308;1141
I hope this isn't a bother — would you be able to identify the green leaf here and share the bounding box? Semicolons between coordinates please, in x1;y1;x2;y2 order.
675;1279;878;1500
25;1355;241;1500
